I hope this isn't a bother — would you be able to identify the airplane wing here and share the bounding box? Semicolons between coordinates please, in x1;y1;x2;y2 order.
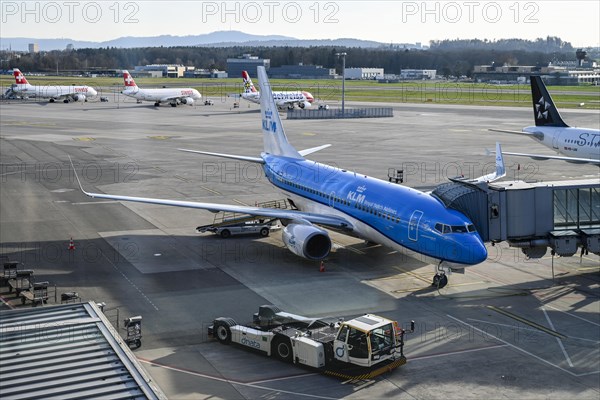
69;158;353;230
501;151;600;165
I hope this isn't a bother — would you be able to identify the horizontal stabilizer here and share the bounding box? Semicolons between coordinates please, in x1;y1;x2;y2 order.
489;128;532;136
177;149;265;164
298;144;332;157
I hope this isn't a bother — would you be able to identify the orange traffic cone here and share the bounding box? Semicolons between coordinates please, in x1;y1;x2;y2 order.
319;261;325;272
68;237;75;251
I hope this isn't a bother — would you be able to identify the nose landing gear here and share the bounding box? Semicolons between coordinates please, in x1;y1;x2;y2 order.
432;261;451;288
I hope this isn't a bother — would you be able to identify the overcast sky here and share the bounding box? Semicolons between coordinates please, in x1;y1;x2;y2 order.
1;1;598;47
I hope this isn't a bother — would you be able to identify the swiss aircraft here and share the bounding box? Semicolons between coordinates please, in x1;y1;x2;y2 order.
73;66;492;288
11;68;97;103
241;70;314;109
121;70;202;107
490;76;600;165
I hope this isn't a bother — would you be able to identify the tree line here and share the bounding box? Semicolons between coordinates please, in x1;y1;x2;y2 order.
4;37;589;79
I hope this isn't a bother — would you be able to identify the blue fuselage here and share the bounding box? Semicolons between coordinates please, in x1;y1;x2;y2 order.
262;154;487;266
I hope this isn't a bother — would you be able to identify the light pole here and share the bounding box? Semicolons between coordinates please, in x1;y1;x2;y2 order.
336;52;346;116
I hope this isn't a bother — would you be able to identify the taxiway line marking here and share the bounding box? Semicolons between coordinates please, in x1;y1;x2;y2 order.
392;265;432;285
410;344;508;362
200;186;221;195
138;358;337;399
447;314;579;377
467;318;600;344
487;305;566;339
72;201;120;205
334;242;365;255
543;303;600;327
542;308;574;368
233;199;250;206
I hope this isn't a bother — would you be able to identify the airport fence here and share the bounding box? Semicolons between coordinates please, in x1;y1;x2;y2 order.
287;107;394;119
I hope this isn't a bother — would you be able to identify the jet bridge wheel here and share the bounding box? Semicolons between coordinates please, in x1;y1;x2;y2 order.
432;274;448;289
272;337;293;363
213;318;236;345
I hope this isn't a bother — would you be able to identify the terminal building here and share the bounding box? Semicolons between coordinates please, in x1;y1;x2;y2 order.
473;51;600;85
133;64;193;78
227;54;270;78
269;63;338;79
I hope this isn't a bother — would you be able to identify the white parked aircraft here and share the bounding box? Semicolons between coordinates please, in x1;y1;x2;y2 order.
491;76;600;165
241;70;314;109
72;66;491;288
11;68;97;103
121;70;201;107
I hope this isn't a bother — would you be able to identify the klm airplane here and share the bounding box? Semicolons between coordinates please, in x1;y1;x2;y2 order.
73;66;489;288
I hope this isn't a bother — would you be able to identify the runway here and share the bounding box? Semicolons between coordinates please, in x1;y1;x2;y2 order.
1;96;599;399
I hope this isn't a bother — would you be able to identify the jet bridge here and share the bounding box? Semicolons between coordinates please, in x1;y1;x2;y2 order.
431;178;600;258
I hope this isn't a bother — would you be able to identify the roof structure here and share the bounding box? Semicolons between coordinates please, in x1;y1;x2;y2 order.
0;302;165;400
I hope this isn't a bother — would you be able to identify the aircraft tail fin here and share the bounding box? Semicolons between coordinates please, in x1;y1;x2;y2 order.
242;71;257;94
123;70;138;88
530;76;568;127
13;68;29;85
257;66;302;159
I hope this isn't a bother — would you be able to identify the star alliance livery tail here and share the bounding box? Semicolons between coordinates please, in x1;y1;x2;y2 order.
257;66;303;159
530;76;568;128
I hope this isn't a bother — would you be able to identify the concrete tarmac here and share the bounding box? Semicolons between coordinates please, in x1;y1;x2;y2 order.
1;96;599;399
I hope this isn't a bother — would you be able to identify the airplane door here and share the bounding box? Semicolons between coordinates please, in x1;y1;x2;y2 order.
552;132;561;150
329;191;336;209
408;210;423;241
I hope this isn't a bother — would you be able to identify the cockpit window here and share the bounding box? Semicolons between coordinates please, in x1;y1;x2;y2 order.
435;223;475;234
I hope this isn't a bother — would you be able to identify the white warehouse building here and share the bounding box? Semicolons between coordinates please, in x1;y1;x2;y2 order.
400;69;437;80
344;67;385;80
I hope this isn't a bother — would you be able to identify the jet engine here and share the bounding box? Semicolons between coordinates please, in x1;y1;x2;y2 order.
298;101;311;109
282;223;331;260
73;94;86;102
180;97;194;105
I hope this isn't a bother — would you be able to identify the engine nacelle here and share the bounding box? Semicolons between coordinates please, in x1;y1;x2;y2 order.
298;101;311;109
73;94;86;102
180;97;194;105
282;223;331;261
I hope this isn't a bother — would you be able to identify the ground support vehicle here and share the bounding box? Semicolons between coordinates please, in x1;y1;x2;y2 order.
208;305;413;380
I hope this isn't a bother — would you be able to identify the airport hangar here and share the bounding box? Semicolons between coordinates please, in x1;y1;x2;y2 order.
0;95;599;399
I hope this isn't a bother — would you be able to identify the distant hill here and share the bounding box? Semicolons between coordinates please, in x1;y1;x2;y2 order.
1;31;297;51
0;31;406;52
205;38;393;48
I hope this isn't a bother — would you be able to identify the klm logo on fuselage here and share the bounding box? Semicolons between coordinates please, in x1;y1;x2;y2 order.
347;191;366;203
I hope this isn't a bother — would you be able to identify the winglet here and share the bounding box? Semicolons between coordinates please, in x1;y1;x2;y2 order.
69;156;92;197
451;142;506;184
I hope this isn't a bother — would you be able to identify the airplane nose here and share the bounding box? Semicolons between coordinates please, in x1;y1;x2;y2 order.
89;88;98;96
467;238;488;265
